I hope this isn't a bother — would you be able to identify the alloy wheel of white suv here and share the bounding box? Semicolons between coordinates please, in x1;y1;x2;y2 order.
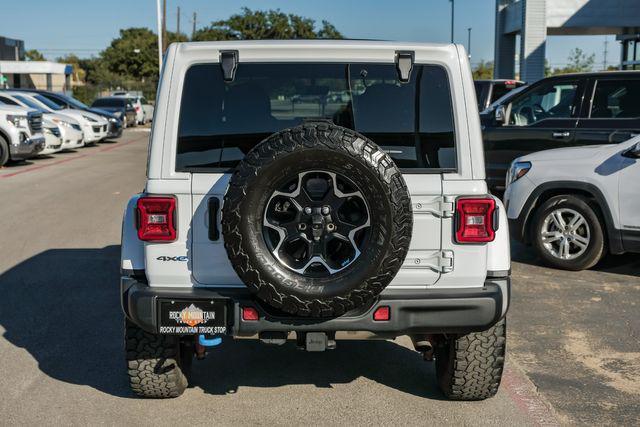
532;195;605;271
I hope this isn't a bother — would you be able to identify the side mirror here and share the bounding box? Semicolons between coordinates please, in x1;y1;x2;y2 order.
623;141;640;159
495;105;507;124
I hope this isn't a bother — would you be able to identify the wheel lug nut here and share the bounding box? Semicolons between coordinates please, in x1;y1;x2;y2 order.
321;206;330;215
327;223;335;231
298;223;307;231
304;207;312;215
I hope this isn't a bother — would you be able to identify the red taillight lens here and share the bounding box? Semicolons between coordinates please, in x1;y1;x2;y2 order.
242;307;259;321
455;198;496;243
136;196;176;242
135;106;140;111
373;306;390;321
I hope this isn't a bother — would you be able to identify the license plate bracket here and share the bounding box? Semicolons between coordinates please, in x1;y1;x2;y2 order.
158;299;228;335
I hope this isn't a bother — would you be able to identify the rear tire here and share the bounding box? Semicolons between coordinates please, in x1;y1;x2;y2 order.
125;319;188;398
0;135;9;166
435;319;506;400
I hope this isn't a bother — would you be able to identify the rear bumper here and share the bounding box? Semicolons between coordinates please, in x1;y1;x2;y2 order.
122;278;510;337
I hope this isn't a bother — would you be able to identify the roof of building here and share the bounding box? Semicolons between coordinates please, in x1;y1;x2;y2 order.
0;61;72;75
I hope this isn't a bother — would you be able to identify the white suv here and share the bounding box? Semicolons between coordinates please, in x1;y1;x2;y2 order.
0;104;45;166
505;137;640;270
120;40;511;400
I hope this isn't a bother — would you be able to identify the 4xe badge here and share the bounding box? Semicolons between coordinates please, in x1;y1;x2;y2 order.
157;255;188;262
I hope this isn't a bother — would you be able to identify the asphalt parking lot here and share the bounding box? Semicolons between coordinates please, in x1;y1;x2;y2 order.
0;129;638;425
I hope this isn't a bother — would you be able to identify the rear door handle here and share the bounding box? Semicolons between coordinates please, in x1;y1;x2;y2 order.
552;131;571;139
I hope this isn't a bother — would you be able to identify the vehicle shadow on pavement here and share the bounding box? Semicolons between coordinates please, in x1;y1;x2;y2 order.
0;246;446;400
0;246;130;398
190;339;446;399
511;240;640;277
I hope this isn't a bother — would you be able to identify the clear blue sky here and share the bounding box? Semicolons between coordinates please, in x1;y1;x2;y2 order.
4;0;611;68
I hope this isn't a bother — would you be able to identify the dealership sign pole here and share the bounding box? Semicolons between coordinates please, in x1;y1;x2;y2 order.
156;0;163;76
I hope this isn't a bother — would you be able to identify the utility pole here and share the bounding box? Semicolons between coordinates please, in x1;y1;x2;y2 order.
177;6;181;36
467;27;472;59
603;36;608;70
162;0;167;53
156;0;163;75
450;0;455;43
192;12;197;40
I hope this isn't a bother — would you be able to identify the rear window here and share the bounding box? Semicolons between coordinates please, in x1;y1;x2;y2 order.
490;84;511;104
590;79;640;118
176;62;457;172
93;98;124;108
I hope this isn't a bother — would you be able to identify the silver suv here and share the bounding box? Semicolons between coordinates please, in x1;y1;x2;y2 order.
120;40;511;400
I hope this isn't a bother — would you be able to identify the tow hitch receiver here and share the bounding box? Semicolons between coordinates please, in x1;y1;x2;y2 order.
195;334;222;359
300;332;336;352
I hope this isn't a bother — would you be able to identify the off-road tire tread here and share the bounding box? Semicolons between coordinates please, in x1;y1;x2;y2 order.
125;320;187;398
436;319;506;400
222;122;412;317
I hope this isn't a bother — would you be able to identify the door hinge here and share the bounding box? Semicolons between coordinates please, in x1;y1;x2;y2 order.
405;250;454;273
412;196;455;218
438;250;454;273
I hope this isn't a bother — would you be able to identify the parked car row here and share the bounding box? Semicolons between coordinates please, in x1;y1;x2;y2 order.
0;89;124;167
101;91;155;126
474;72;640;271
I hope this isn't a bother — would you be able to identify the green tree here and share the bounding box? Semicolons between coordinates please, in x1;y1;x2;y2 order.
472;60;494;79
25;49;45;61
550;48;595;75
193;8;343;41
99;28;187;83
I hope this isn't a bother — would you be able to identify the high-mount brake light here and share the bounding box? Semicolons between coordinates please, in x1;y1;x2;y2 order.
136;196;177;242
455;198;497;243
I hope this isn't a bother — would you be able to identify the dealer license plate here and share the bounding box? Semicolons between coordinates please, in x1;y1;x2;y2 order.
158;299;228;335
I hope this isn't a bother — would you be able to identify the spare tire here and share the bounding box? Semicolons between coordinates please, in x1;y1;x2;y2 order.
222;122;412;317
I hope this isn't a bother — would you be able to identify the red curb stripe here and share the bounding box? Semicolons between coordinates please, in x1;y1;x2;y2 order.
502;366;560;426
0;134;147;179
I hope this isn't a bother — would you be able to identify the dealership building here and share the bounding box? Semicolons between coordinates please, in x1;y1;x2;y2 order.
494;0;640;82
0;35;72;92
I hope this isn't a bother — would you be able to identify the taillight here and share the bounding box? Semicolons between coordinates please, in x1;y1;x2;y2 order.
373;306;390;321
455;198;496;243
136;196;177;242
135;106;140;111
242;307;259;321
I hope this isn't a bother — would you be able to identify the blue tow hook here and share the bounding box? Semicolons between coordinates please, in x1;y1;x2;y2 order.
198;334;222;347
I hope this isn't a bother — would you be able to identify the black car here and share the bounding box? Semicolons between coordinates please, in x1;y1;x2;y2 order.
13;89;123;139
474;79;525;112
481;71;640;192
91;97;137;128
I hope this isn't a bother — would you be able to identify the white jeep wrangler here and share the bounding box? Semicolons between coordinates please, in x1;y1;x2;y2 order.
121;40;511;400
